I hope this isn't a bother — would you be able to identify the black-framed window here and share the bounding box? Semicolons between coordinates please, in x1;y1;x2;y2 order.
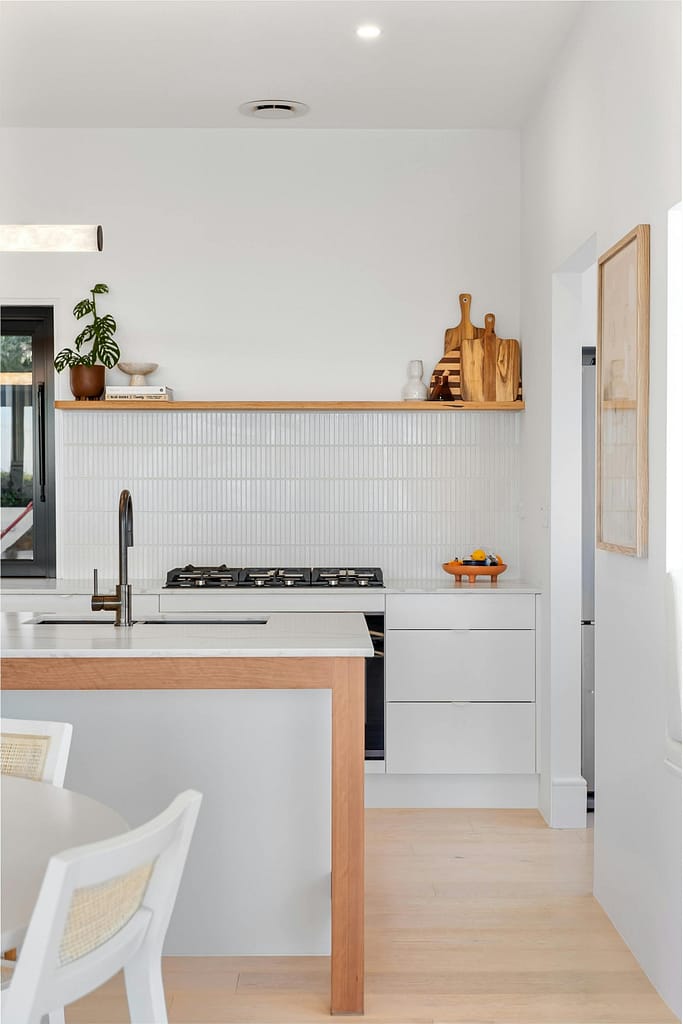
1;306;56;577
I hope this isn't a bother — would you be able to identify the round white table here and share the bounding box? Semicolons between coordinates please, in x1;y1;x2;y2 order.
1;776;128;950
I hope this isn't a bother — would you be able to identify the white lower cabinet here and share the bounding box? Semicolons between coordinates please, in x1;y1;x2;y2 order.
385;593;536;775
387;701;536;774
387;629;535;702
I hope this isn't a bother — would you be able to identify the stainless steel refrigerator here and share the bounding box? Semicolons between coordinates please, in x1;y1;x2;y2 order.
582;352;596;801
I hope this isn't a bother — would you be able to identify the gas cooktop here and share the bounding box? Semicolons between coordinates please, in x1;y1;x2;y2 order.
164;565;384;589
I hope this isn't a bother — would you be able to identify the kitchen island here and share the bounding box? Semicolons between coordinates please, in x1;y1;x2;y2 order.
1;611;372;1016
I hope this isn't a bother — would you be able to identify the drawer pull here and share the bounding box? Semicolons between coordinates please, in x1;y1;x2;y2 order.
451;701;470;707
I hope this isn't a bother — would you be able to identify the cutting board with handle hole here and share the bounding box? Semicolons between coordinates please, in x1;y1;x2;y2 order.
429;293;484;399
461;314;521;402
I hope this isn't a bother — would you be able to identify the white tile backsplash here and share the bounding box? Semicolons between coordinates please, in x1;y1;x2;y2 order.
59;411;520;581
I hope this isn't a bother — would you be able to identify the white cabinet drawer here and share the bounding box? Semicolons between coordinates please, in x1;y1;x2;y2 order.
387;702;535;774
386;594;534;630
386;629;535;701
159;591;384;614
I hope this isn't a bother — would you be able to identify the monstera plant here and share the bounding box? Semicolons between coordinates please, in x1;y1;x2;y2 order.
55;283;119;370
54;284;120;399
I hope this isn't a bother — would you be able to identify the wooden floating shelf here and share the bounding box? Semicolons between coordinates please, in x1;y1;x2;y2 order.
55;400;525;412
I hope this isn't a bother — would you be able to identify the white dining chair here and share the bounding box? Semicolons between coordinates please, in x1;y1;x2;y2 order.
0;718;73;787
1;789;202;1024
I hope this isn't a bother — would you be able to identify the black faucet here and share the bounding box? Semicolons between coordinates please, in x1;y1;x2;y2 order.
92;489;134;626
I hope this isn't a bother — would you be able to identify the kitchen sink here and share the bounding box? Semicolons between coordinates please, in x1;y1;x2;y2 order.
33;618;116;625
32;617;268;626
138;618;268;625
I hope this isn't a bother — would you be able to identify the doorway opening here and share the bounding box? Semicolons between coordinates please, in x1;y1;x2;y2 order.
581;345;596;812
547;236;596;828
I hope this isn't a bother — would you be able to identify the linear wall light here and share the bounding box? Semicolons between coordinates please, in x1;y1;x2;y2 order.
0;225;103;252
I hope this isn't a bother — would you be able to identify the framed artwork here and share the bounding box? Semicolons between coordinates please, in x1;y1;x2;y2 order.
596;224;650;556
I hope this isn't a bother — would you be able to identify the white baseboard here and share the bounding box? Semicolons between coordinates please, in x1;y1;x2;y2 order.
539;776;587;828
365;773;539;808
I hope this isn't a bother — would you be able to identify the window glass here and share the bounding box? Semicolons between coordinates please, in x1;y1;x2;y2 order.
1;335;35;560
0;307;56;577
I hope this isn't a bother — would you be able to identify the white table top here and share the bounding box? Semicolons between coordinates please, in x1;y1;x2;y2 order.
1;776;128;950
0;611;374;659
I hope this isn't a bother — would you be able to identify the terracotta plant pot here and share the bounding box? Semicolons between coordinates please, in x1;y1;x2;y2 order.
70;364;105;400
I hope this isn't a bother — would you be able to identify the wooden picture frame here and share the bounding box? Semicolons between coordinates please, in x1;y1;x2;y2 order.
596;224;650;556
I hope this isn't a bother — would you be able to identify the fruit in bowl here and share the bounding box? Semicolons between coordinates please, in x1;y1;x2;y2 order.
442;554;507;584
455;549;501;566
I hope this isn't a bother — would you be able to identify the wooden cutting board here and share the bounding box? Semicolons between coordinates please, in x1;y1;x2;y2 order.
429;293;485;399
496;337;522;402
461;314;521;402
443;293;483;353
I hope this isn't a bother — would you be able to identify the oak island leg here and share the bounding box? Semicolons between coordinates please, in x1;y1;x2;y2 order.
330;657;365;1015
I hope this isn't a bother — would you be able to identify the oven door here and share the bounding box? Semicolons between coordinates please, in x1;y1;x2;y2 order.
364;614;384;760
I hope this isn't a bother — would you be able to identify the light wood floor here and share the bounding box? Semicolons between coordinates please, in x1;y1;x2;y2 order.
66;809;678;1024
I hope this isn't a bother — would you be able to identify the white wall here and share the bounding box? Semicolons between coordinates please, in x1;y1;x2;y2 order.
1;128;522;580
0;129;520;401
520;1;681;1014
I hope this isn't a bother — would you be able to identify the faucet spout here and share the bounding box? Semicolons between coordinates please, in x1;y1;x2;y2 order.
92;488;135;627
118;489;134;587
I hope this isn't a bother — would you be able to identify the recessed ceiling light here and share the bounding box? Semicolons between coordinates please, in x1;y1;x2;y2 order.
356;24;381;40
239;100;309;120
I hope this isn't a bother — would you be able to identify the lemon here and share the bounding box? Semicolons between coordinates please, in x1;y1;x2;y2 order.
471;548;486;560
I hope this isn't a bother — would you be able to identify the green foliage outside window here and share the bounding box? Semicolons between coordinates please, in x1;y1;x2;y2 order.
1;335;32;372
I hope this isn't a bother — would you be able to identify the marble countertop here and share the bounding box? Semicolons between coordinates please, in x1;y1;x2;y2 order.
0;611;373;659
0;577;542;596
386;578;541;594
1;578;163;596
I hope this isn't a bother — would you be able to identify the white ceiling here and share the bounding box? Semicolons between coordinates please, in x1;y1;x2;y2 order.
0;0;584;129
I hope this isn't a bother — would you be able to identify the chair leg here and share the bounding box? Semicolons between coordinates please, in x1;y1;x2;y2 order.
43;1012;65;1024
124;951;168;1024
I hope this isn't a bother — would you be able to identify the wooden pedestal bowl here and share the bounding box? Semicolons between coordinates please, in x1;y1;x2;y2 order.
442;561;508;585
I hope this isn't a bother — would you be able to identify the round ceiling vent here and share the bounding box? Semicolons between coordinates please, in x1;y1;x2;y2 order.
239;100;310;120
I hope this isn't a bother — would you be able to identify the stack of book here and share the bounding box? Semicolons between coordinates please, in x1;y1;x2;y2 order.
105;385;174;402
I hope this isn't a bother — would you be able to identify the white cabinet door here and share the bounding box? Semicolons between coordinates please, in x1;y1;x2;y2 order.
386;629;535;702
387;702;536;774
386;594;535;630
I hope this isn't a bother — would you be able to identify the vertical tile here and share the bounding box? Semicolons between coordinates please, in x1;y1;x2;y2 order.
59;410;521;580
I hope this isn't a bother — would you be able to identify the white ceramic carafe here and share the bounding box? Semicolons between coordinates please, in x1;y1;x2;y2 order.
401;360;428;400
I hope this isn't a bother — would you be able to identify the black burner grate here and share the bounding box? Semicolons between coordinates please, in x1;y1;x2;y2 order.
164;566;384;588
164;564;241;588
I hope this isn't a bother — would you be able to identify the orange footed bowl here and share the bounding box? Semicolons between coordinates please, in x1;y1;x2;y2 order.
442;561;508;584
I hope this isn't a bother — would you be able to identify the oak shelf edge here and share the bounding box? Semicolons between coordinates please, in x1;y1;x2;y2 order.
55;400;525;412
